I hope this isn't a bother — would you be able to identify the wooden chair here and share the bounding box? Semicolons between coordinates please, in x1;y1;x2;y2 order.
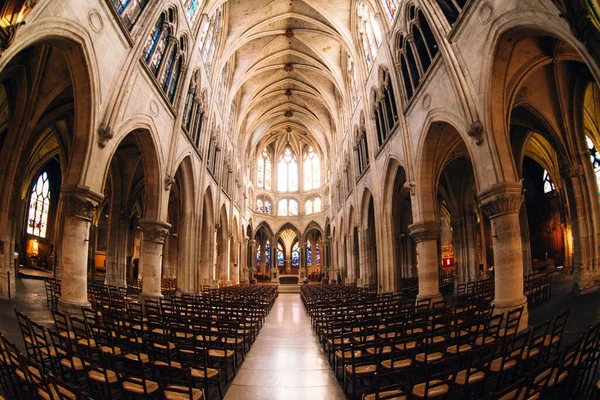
152;363;204;400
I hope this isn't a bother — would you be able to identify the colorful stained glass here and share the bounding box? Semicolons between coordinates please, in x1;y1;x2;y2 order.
316;243;321;265
358;2;381;71
587;136;600;195
291;243;299;267
257;148;271;189
143;15;163;63
256;197;263;212
184;0;202;24
289;199;298;216
27;172;50;238
277;244;284;266
381;0;399;21
256;245;261;267
265;241;271;266
265;199;271;214
348;55;359;108
306;240;312;265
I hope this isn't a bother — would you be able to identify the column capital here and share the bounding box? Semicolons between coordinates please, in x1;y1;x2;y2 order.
478;182;524;219
61;185;103;221
139;219;171;244
408;220;441;243
560;163;584;180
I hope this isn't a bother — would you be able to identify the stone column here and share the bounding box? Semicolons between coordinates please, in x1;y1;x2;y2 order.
139;219;171;301
322;239;330;273
248;239;257;281
299;242;306;279
58;187;102;314
479;182;528;331
409;220;442;302
271;235;278;282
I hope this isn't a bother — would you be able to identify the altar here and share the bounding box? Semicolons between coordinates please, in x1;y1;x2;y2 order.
279;275;299;285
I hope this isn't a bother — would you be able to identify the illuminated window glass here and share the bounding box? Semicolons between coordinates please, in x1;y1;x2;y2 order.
256;197;263;213
543;170;555;194
587;136;600;195
278;147;298;192
184;0;202;24
277;243;284;266
303;147;320;191
358;2;382;71
291;242;299;267
265;240;271;266
305;196;322;215
257;148;272;190
27;172;51;238
381;0;399;21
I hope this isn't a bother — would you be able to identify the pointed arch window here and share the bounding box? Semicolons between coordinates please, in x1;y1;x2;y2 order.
358;2;382;71
305;196;322;215
435;0;467;26
265;240;271;266
201;6;223;75
27;172;51;238
161;42;182;102
381;0;399;21
277;243;284;266
587;136;600;194
143;14;171;76
278;147;298;192
303;147;321;191
278;199;298;216
316;243;321;265
183;0;202;24
306;240;312;265
256;195;272;214
256;245;261;267
257;148;272;190
543;170;555;194
291;242;299;267
217;64;228;107
347;55;360;109
112;0;149;30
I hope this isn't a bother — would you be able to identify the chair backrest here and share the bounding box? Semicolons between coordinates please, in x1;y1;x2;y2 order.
152;364;196;399
504;306;524;337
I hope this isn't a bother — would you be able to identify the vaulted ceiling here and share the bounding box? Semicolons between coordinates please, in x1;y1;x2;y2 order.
208;0;361;164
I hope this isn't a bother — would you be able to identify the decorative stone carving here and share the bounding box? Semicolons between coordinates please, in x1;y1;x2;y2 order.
408;220;441;243
284;110;293;118
139;219;171;244
286;126;292;133
561;163;584;180
98;124;114;148
403;181;415;195
283;63;294;72
285;28;294;39
285;89;292;97
467;120;484;145
164;175;175;191
478;182;524;218
61;187;102;222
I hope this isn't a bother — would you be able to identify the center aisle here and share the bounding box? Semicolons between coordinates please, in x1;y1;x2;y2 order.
224;293;346;400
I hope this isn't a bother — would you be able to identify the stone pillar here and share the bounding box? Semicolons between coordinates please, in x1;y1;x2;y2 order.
299;242;306;279
409;220;442;302
271;235;278;282
248;239;257;281
139;219;171;301
322;239;330;273
479;182;528;331
58;187;102;314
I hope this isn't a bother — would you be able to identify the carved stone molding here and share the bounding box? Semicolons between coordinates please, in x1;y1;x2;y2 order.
478;182;524;219
283;63;294;72
409;220;441;243
61;186;103;222
403;181;415;195
98;124;114;148
164;175;175;191
139;219;171;244
467;120;484;145
561;163;584;180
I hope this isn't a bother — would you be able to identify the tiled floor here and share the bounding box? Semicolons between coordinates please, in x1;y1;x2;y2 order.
1;273;600;399
223;293;346;400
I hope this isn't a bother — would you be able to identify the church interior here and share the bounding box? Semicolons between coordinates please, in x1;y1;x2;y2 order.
1;0;600;398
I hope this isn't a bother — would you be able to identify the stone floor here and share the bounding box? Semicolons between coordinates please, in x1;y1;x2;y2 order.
1;273;600;399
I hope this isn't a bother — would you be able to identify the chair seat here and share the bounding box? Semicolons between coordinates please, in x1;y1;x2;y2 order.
336;350;361;359
154;360;183;368
345;363;377;375
101;346;121;355
327;337;350;345
122;377;159;394
367;346;392;355
60;356;88;371
88;369;118;384
489;357;517;372
363;389;406;400
59;331;76;340
153;342;176;350
455;369;485;385
428;336;446;344
77;338;96;347
475;336;496;346
38;385;77;400
381;358;412;370
498;328;517;338
535;367;568;387
543;335;560;347
395;341;417;351
125;352;150;363
450;330;469;339
446;344;472;354
208;349;235;358
191;367;219;379
164;385;204;400
412;380;449;398
415;352;443;363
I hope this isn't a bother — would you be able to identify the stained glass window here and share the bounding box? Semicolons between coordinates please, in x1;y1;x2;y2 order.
256;245;261;267
316;243;321;265
305;196;322;215
113;0;148;29
306;240;312;265
381;0;399;21
543;170;555;194
184;0;202;24
256;197;263;213
278;147;298;192
265;240;271;266
303;147;320;191
144;14;171;76
257;148;272;190
277;199;298;216
277;243;284;266
201;7;222;74
358;2;382;71
265;199;271;214
291;243;299;267
348;55;359;109
278;199;288;216
289;199;298;216
256;195;271;214
587;136;600;195
27;172;50;238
